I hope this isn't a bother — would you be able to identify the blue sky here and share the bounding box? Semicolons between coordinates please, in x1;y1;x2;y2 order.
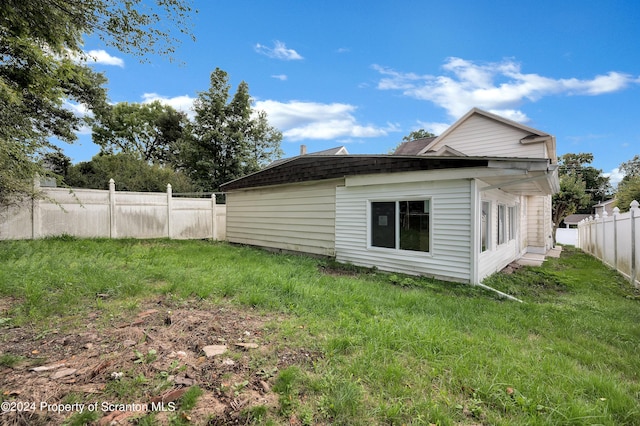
62;0;640;185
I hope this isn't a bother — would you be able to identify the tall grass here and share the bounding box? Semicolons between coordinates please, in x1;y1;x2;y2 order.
1;238;639;424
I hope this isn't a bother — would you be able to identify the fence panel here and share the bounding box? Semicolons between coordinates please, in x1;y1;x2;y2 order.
577;201;639;287
0;180;226;241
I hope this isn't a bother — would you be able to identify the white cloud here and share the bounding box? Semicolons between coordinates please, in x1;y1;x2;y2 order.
272;74;288;81
64;101;91;117
604;167;625;188
82;49;125;67
141;93;196;118
254;100;397;141
374;58;639;121
63;101;92;134
255;41;303;60
416;120;450;136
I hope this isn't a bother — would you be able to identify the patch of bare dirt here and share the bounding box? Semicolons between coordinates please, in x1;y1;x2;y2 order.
0;297;321;425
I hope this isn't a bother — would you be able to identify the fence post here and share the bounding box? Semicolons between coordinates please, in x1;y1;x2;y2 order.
631;200;639;287
167;184;172;239
602;211;608;265
109;179;116;238
593;213;602;260
211;194;217;240
613;207;619;271
32;175;41;239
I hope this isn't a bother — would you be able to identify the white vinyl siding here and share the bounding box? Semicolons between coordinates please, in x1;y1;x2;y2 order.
478;185;520;281
226;179;340;256
525;194;554;253
431;114;547;158
336;177;472;282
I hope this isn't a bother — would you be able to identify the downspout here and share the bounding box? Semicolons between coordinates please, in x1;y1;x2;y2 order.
474;282;523;303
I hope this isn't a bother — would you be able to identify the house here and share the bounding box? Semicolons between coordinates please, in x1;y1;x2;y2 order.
562;214;591;228
221;108;559;284
593;199;616;217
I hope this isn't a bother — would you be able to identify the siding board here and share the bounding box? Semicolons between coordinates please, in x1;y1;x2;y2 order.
335;177;472;282
226;179;340;256
432;114;546;159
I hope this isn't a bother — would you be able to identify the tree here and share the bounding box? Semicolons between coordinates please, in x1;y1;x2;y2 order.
42;149;72;184
184;68;283;191
66;153;195;193
615;177;640;212
615;155;640;212
551;174;590;244
402;129;436;142
618;154;640;183
0;0;195;206
92;101;188;165
557;153;612;213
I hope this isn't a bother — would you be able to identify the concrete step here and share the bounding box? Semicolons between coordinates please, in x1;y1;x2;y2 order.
516;246;562;267
517;253;545;267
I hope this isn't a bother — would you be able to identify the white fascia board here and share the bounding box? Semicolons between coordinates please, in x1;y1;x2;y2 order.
344;167;528;187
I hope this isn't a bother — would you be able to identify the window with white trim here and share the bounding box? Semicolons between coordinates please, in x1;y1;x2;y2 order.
508;206;517;241
498;204;507;245
370;200;430;252
481;201;490;252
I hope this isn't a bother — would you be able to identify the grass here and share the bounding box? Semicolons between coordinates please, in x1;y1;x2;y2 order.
1;238;639;424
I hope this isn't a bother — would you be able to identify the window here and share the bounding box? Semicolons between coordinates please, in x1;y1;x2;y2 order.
481;201;490;252
498;204;506;245
508;206;517;241
371;202;396;248
371;200;430;252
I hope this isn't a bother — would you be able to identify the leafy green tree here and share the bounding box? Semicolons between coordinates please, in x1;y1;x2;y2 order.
0;0;195;206
66;153;195;193
42;149;72;184
557;153;612;213
184;68;283;191
92;101;188;165
402;129;436;141
615;177;640;212
618;154;640;183
552;174;591;244
615;155;640;212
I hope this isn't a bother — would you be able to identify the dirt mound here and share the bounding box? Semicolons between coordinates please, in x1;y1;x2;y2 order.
0;298;320;425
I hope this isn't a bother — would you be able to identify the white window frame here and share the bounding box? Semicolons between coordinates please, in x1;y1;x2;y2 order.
498;204;507;245
508;205;517;241
481;200;491;252
368;198;432;254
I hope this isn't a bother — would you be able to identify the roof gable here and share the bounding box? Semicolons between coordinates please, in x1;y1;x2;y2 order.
419;108;556;162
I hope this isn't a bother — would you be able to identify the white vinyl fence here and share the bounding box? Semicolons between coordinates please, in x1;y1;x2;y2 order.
0;179;226;241
556;228;578;246
577;200;639;287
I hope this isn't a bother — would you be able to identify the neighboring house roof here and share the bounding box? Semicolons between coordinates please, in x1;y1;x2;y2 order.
393;137;436;155
309;146;349;156
563;214;591;225
221;154;558;195
593;199;615;208
269;146;348;166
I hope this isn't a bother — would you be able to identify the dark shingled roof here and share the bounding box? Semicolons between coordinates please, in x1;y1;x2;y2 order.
221;155;489;191
392;137;436;155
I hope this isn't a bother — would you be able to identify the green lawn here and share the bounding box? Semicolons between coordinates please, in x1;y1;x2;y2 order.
1;238;639;425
